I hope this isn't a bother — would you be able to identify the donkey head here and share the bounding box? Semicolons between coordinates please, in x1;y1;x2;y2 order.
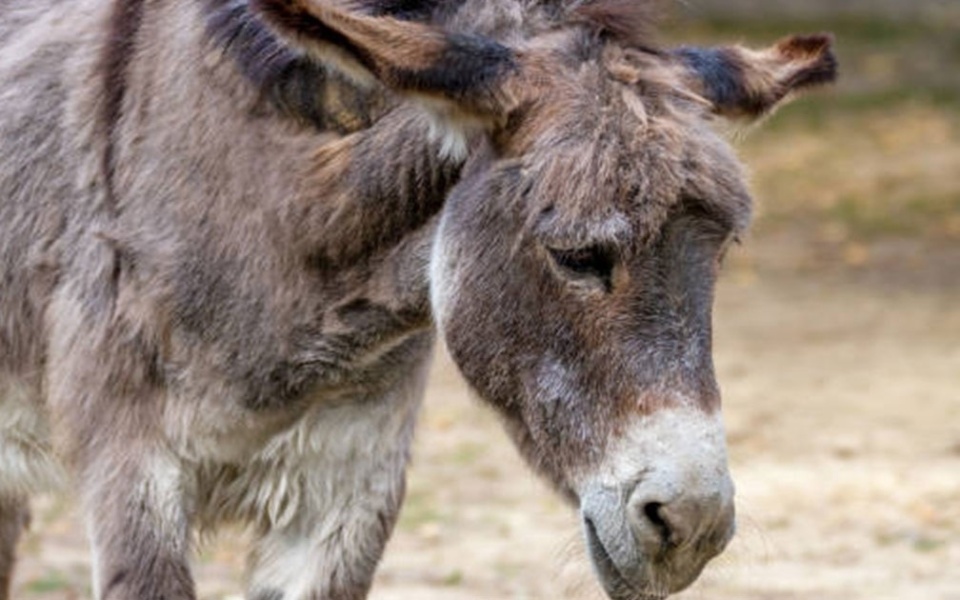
255;0;836;596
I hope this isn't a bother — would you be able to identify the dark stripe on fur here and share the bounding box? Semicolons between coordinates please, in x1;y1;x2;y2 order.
0;497;29;600
206;0;303;91
251;0;382;75
204;0;386;131
102;569;130;597
673;48;756;114
250;0;515;105
386;32;515;100
356;0;448;20
98;0;147;212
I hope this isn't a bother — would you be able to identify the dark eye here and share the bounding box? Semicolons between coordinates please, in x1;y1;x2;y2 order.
547;245;617;291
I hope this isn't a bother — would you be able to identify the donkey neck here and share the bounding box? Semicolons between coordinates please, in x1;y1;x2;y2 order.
283;103;465;282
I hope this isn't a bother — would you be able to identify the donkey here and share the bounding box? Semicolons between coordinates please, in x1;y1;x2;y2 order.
0;0;835;598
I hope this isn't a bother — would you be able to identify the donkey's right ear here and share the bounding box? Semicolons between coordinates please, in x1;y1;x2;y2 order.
252;0;519;123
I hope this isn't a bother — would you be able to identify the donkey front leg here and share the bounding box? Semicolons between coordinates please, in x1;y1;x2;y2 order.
0;495;29;600
246;485;404;600
46;282;198;600
81;448;195;600
245;389;423;600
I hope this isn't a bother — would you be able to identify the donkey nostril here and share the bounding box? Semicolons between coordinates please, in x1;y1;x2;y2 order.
632;497;701;553
642;502;674;547
629;483;734;557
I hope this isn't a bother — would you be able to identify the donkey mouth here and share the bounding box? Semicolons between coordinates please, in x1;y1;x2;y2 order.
584;517;665;600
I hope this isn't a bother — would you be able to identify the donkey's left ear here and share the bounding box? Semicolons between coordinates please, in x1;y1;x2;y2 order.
674;34;837;119
251;0;519;124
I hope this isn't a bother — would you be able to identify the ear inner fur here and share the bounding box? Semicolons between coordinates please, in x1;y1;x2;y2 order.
675;33;837;118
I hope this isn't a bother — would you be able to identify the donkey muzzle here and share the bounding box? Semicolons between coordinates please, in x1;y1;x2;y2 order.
578;405;735;599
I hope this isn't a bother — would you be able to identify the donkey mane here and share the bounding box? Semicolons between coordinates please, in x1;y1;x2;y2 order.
572;0;663;49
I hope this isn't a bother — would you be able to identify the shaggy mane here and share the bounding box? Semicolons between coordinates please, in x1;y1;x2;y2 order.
572;0;664;49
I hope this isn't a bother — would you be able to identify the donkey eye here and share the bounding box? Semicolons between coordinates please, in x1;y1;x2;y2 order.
547;245;617;291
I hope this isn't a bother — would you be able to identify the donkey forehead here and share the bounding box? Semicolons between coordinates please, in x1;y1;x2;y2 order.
515;79;753;244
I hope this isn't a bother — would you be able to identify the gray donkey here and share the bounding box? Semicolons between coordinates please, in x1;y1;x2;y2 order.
0;0;836;598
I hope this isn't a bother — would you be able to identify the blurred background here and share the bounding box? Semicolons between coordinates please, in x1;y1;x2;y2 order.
14;0;959;598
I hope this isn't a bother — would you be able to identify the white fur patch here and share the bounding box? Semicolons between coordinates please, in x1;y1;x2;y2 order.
248;535;317;598
426;112;471;162
139;452;190;546
184;349;429;528
577;403;735;596
0;376;63;495
239;371;427;597
428;212;458;331
578;403;733;502
415;97;489;162
86;519;103;600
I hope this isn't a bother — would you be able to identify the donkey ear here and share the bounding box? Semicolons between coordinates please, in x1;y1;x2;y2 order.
251;0;518;122
675;34;837;119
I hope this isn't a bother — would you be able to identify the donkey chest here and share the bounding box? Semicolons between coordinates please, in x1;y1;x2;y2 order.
176;305;431;408
166;231;434;399
164;324;434;463
170;336;431;530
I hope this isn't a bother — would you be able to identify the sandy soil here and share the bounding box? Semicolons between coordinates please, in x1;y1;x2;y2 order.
10;235;960;600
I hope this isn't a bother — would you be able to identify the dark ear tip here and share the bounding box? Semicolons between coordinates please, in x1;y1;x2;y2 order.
776;33;834;56
777;32;839;87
